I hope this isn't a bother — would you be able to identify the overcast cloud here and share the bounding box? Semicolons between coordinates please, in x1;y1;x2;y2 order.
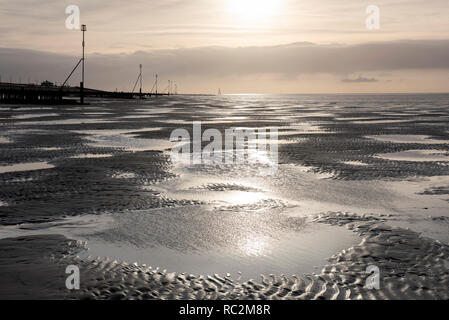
1;39;449;92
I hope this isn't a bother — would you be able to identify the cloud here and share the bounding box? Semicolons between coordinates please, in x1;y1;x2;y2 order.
1;40;449;90
341;76;379;83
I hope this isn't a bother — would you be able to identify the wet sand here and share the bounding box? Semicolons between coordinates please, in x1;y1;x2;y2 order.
1;94;449;299
1;213;447;300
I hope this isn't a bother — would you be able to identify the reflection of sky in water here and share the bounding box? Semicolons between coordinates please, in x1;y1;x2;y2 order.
12;113;59;119
74;127;161;136
14;118;118;125
0;161;54;174
86;134;180;152
376;150;449;162
0;136;12;143
70;154;113;159
367;135;449;145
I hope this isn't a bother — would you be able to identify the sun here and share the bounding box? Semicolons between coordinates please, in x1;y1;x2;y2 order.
227;0;280;23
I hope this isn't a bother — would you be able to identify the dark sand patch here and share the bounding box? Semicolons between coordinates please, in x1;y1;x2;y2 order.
419;186;449;195
0;235;82;300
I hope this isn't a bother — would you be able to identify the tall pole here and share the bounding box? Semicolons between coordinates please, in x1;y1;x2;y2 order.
139;64;142;99
155;74;158;96
80;24;87;105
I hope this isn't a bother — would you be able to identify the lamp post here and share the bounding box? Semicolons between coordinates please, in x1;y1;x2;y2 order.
80;24;87;104
139;64;142;99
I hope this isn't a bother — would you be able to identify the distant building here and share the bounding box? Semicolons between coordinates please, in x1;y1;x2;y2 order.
41;80;55;87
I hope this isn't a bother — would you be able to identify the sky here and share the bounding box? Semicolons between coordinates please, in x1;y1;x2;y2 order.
1;0;449;93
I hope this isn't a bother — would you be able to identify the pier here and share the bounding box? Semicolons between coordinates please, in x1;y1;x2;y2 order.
0;82;169;105
1;24;176;105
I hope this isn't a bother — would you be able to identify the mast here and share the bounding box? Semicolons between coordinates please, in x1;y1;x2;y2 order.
80;24;87;104
139;64;142;99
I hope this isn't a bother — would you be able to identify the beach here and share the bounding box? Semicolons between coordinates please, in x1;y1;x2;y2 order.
1;94;449;299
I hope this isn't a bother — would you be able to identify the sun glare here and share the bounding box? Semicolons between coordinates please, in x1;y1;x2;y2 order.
228;0;280;23
241;235;269;256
